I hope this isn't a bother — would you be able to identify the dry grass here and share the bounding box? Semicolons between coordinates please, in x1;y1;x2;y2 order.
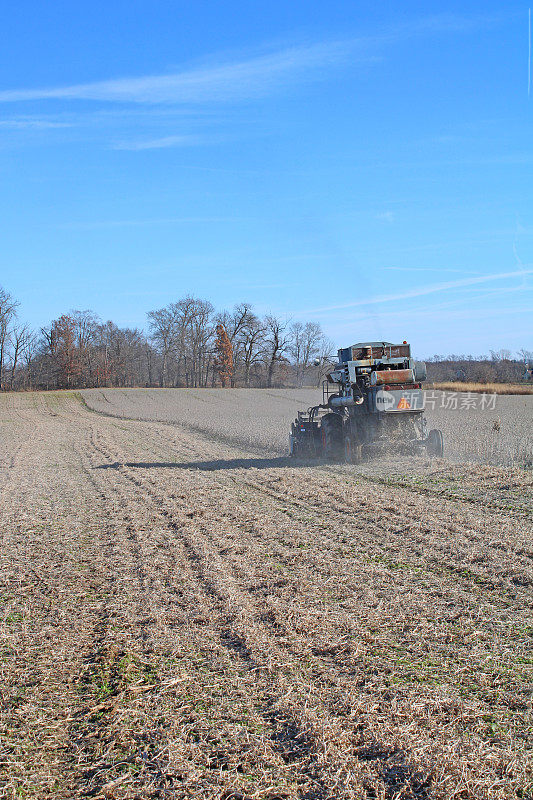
1;391;532;799
431;381;533;395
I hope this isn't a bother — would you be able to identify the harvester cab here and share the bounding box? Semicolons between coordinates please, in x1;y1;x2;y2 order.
289;340;443;462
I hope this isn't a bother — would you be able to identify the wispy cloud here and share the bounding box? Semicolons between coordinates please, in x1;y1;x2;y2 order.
0;117;72;128
0;14;503;107
0;41;356;105
330;303;532;332
319;285;532;334
302;267;533;314
113;133;203;150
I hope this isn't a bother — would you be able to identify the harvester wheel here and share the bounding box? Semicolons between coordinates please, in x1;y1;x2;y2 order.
321;415;343;461
427;429;444;458
344;436;362;464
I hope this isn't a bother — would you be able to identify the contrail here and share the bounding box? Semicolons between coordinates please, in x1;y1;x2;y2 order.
527;9;531;97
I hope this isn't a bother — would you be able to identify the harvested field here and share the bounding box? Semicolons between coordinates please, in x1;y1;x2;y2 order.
82;387;533;468
432;382;533;396
1;390;532;799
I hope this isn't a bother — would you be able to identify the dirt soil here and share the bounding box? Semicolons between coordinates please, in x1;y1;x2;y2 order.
1;391;532;799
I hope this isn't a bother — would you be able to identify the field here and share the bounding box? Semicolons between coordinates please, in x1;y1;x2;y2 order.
81;387;533;469
431;382;533;396
1;389;532;799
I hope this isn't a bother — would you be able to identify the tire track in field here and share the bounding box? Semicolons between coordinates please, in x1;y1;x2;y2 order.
86;411;530;701
128;412;533;600
81;418;357;796
84;403;533;610
84;414;446;798
78;456;384;799
321;462;533;519
84;409;533;696
5;400;524;797
86;397;531;543
0;401;137;798
80;404;533;701
87;420;310;666
64;434;206;798
1;394;176;796
0;397;48;493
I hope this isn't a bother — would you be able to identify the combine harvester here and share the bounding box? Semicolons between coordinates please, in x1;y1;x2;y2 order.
289;341;443;462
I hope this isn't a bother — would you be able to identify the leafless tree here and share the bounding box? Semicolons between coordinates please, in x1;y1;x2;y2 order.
313;335;335;386
8;324;34;389
289;321;325;387
19;327;38;389
147;297;215;388
517;348;533;364
490;348;513;362
264;315;290;388
147;305;181;386
187;297;214;387
238;310;266;387
72;310;100;384
95;322;147;386
0;287;19;391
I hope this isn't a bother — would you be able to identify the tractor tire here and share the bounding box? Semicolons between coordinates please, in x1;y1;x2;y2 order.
345;436;363;464
289;435;296;457
427;428;444;458
321;415;343;461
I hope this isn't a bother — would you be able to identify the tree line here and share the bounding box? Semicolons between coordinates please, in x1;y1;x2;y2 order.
0;287;334;391
1;285;530;391
425;350;533;384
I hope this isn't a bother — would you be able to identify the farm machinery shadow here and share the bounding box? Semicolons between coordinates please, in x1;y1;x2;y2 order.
95;456;296;471
93;451;420;472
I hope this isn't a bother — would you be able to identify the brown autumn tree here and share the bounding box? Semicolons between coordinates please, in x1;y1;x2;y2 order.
214;323;233;387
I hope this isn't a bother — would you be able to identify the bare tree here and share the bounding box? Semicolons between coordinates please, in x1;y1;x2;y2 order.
96;322;146;387
0;287;19;391
8;324;33;389
289;321;324;387
238;310;266;387
72;310;100;385
264;315;290;388
187;298;214;387
148;297;215;388
5;286;532;392
517;348;533;364
490;348;513;362
147;305;180;386
313;335;335;386
19;327;38;389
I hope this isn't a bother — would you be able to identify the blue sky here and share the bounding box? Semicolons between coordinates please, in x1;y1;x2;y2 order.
0;1;531;357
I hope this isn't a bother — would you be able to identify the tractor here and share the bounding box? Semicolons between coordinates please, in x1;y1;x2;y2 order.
289;341;443;462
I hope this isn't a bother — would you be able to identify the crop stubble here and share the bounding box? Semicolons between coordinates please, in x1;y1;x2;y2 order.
0;390;532;799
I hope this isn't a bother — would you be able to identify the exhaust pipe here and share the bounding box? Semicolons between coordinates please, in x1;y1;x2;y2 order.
328;393;364;409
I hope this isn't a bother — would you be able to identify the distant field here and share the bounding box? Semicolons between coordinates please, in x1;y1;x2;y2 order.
432;381;533;395
81;387;533;468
